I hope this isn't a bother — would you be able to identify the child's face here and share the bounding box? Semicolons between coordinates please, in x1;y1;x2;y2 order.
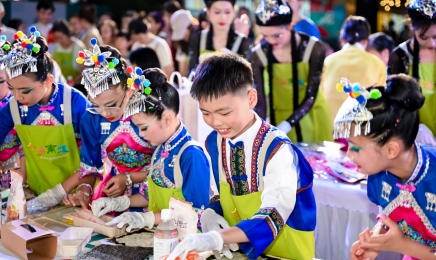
7;74;54;107
87;86;132;122
132;112;175;146
346;128;390;175
199;88;257;139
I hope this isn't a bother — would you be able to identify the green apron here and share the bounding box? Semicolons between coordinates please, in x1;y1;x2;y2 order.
9;85;80;195
216;131;315;260
52;48;79;80
408;63;436;134
254;38;332;143
147;141;199;212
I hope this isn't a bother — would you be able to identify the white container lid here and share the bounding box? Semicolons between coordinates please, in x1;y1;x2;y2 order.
161;209;172;221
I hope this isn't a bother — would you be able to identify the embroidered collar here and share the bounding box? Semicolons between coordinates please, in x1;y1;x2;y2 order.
0;92;12;109
36;83;60;108
386;142;429;186
163;121;187;152
342;42;365;51
228;112;261;146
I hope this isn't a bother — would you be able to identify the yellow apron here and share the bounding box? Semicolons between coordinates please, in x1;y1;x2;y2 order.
217;131;315;259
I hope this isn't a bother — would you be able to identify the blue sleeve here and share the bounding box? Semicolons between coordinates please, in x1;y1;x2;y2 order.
0;103;15;143
204;131;223;216
295;19;321;39
367;174;380;205
236;218;276;259
70;88;88;136
79;112;104;179
180;146;210;209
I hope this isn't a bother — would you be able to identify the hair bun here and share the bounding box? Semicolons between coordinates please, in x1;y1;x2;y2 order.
143;68;168;87
385;74;425;112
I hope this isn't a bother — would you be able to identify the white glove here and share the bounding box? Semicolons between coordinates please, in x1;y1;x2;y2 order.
106;211;155;232
167;230;224;260
200;209;239;259
27;184;66;213
91;195;130;217
416;124;436;146
277;121;292;134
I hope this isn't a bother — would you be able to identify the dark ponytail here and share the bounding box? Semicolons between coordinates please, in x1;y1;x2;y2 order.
365;74;425;148
340;16;371;45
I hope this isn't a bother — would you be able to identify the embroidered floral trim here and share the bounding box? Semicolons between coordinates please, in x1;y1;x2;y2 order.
0;92;12;109
107;143;151;168
405;142;423;183
1;152;20;167
221;139;233;193
151;155;176;188
79;162;104;179
398;219;435;247
194;206;205;230
250;122;271;193
252;207;284;237
31;112;62;126
209;195;220;204
164;123;184;151
102;120;152;149
230;142;249;196
139;181;149;201
0;133;19;151
266;139;287;167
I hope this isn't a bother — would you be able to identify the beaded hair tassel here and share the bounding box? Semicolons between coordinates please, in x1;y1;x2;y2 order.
123;66;154;120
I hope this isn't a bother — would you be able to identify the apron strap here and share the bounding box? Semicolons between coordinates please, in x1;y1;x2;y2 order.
9;97;22;125
200;30;208;53
174;140;201;188
63;84;72;124
231;33;244;53
252;44;268;67
399;41;413;64
302;36;318;63
257;130;288;191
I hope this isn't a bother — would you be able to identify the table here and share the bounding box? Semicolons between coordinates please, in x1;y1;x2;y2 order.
313;176;403;260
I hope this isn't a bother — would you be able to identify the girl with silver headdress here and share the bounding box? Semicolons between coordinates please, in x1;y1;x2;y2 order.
188;0;252;74
388;0;436;146
250;0;331;143
0;28;88;211
63;39;154;212
90;68;212;233
0;36;21;171
331;75;436;259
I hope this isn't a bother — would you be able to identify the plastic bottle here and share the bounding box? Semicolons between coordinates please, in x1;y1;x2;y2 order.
154;209;179;260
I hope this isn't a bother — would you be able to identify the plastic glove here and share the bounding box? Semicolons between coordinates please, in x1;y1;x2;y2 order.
91;195;130;217
276;121;292;134
106;211;155;232
234;14;250;37
201;209;239;259
167;230;224;260
27;184;66;213
416;124;436;146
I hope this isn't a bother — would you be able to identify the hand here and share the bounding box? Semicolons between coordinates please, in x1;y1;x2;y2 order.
201;209;239;259
103;174;127;198
350;228;380;260
63;185;91;210
167;230;224;260
416;124;436;146
106;211;155;232
277;121;292;134
91;195;131;217
233;14;250;37
27;184;66;213
360;215;407;253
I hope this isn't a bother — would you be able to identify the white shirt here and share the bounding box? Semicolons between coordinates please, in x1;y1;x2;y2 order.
224;113;298;221
1;25;16;42
342;42;365;51
131;35;174;68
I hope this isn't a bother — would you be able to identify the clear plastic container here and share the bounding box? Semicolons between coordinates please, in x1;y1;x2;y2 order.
154;209;179;260
57;227;93;257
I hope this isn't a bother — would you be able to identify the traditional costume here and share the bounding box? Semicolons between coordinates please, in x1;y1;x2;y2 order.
76;40;154;212
251;0;331;143
123;72;211;214
388;0;436;134
187;0;252;73
334;78;436;260
0;28;87;195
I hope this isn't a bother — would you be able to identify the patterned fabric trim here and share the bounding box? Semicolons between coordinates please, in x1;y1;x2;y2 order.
252;207;285;238
250;122;271;193
79;162;104;180
209;195;220;204
398;219;435;247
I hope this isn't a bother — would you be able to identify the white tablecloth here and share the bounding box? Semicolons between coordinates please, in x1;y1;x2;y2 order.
313;177;403;260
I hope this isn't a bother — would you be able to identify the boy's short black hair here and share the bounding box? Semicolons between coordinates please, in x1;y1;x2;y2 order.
191;53;253;101
130;47;161;70
37;0;55;12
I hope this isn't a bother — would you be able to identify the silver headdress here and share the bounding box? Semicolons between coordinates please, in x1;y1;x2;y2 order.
123;66;153;120
0;35;11;70
407;0;436;20
4;27;41;79
255;0;292;26
76;38;120;98
333;78;382;139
